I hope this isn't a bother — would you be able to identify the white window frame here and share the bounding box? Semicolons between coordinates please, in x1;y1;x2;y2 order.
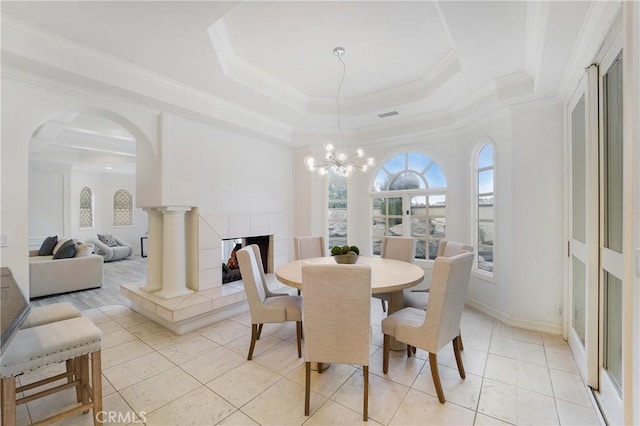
326;170;348;250
472;140;496;281
370;151;448;264
112;189;134;227
79;186;94;229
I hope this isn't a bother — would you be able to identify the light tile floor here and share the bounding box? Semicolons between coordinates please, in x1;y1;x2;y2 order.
12;303;603;425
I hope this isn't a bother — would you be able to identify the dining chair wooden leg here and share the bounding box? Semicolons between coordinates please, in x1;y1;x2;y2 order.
458;333;464;351
70;358;82;403
363;365;369;421
80;355;90;412
1;376;16;426
257;324;264;340
429;353;445;403
453;336;466;379
91;350;103;426
406;344;412;358
304;362;311;416
248;324;259;360
296;321;302;358
318;363;324;373
380;299;386;313
383;334;390;374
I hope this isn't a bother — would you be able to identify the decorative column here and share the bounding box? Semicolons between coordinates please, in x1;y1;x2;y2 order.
141;208;163;292
155;206;193;299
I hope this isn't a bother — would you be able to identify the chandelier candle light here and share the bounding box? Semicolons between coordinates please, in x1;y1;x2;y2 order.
304;47;376;178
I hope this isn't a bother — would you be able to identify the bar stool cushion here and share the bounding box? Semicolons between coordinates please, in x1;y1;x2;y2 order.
1;317;102;378
20;302;81;329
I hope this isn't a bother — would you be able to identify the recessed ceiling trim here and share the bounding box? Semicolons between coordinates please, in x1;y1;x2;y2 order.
209;16;462;116
294;71;535;146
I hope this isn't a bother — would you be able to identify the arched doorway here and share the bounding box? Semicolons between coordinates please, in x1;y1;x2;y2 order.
28;109;149;307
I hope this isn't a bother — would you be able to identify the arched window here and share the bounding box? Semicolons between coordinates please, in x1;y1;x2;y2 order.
371;152;447;260
327;170;347;249
113;189;133;227
476;144;494;273
79;186;94;228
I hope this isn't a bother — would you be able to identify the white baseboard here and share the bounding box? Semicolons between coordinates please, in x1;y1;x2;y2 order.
465;297;562;335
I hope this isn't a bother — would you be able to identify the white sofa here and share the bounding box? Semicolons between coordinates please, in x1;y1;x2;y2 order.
28;250;103;298
91;236;133;262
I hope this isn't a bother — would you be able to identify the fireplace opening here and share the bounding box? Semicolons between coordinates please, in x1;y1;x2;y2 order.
222;235;271;284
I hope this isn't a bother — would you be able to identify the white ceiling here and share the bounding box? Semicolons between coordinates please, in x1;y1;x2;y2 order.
2;1;592;169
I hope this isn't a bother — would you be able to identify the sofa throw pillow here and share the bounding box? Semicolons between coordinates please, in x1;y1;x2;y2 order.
74;243;95;257
38;235;58;256
52;239;77;259
52;238;70;255
97;234;119;247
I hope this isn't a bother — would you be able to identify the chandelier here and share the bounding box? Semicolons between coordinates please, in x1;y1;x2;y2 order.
304;47;375;178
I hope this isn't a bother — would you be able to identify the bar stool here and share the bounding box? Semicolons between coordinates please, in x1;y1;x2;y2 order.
20;302;81;329
1;317;103;425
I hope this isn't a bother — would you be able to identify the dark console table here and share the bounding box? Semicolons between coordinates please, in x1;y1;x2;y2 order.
140;236;148;258
1;267;31;355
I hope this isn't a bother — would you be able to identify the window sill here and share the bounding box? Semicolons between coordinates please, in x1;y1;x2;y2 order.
471;269;495;284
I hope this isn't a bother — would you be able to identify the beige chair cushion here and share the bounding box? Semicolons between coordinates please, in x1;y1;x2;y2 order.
20;302;81;329
302;264;371;366
2;317;102;378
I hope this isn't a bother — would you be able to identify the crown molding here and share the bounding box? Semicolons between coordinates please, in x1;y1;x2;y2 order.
558;1;622;101
3;15;538;149
524;1;550;89
2;16;293;145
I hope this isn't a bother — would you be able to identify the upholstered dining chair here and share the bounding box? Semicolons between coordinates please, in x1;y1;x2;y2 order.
237;245;303;360
293;236;326;294
375;236;417;312
381;251;474;403
294;235;326;260
302;264;372;421
403;239;474;309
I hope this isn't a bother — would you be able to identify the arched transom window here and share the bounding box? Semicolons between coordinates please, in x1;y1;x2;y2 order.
79;186;94;228
113;189;133;227
371;152;447;260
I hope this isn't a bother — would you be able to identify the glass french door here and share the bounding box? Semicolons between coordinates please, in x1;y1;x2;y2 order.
567;73;598;384
566;39;624;425
597;48;624;425
371;193;446;260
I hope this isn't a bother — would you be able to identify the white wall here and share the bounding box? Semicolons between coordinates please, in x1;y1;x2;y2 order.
28;170;66;243
507;99;564;328
165;114;295;216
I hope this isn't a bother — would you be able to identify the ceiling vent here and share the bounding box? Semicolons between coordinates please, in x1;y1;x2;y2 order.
378;111;399;118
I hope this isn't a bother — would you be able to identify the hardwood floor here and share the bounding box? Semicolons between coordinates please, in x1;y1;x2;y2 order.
30;255;147;310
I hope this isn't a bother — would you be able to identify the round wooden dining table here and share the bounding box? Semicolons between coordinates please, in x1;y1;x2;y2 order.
276;256;425;350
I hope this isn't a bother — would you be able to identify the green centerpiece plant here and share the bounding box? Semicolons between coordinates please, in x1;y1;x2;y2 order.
330;244;360;264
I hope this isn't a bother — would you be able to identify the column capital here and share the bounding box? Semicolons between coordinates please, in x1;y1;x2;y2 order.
158;206;192;214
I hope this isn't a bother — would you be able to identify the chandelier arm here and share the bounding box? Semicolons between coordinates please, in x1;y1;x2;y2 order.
304;47;375;178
